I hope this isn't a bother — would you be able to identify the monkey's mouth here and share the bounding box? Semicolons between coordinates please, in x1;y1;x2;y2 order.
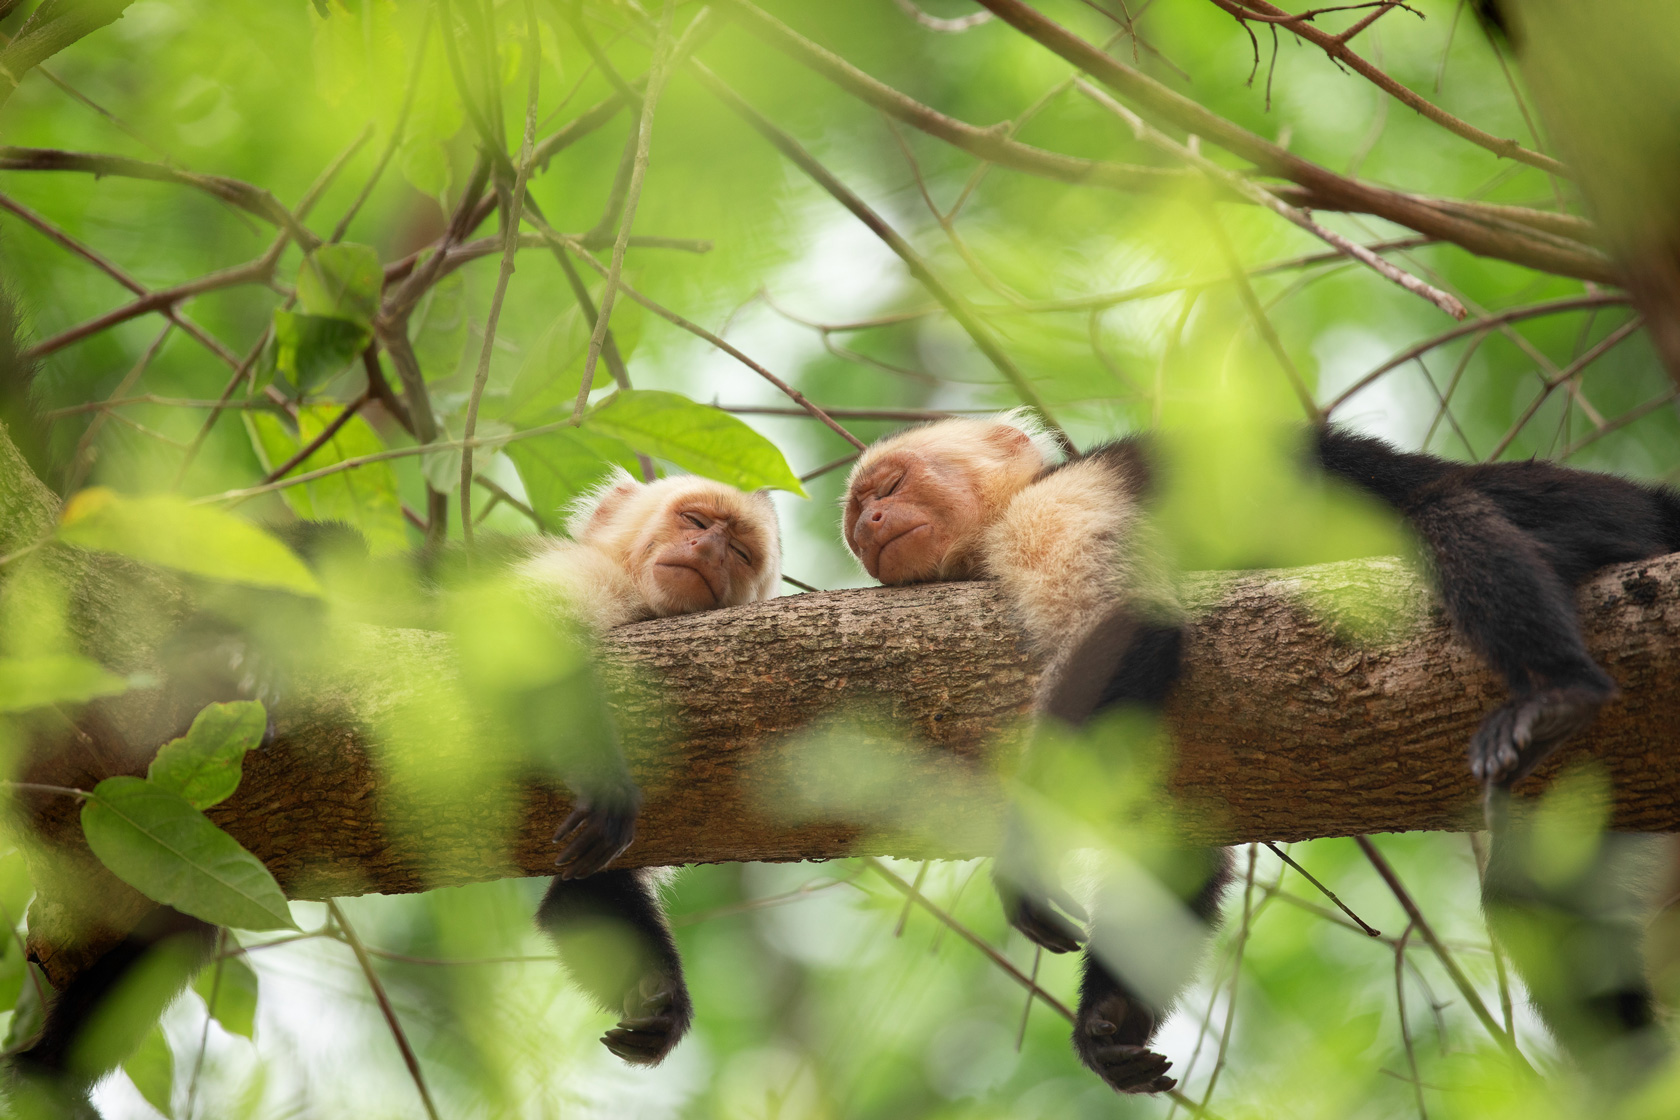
656;561;722;606
873;523;931;581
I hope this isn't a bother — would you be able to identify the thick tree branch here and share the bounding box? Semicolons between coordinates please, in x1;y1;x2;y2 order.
8;418;1680;984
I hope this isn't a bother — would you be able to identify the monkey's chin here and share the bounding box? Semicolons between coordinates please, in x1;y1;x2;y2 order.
651;562;722;613
870;524;944;585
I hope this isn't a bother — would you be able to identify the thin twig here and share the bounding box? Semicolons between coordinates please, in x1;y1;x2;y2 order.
1210;0;1564;176
1263;842;1379;936
1199;844;1257;1108
966;0;1609;281
1356;836;1534;1073
185;929;226;1119
64;322;174;493
1467;833;1515;1039
460;0;543;547
1202;202;1321;420
570;1;678;426
0;190;241;370
1015;945;1041;1051
1075;78;1466;321
260;390;372;485
1560;387;1680;460
536;224;868;451
325;900;441;1120
689;61;1074;455
329;15;432;244
1394;922;1428;1120
800;453;860;483
0;146;321;248
1325;292;1629;415
1484;316;1643;461
863;858;1073;1018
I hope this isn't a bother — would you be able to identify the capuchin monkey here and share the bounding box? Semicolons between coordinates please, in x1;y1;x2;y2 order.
843;411;1680;1094
524;468;781;1066
1;282;782;1092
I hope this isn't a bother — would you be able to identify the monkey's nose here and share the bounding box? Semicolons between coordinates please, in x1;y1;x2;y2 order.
869;510;884;523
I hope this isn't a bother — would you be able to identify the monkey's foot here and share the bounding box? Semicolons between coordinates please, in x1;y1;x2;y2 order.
1470;686;1609;787
999;885;1087;954
1074;1034;1176;1095
602;973;693;1066
552;794;639;880
1075;978;1173;1093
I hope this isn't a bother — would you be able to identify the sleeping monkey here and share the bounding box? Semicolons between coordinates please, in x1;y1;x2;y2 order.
843;411;1680;1093
11;468;781;1093
524;467;781;1066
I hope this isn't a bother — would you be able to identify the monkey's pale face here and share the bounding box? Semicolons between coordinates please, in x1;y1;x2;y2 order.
843;452;984;584
638;501;768;615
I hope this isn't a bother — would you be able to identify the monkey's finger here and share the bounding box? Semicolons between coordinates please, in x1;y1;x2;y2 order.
1086;1044;1173;1092
602;1028;673;1064
565;827;637;878
552;808;592;844
1045;885;1089;924
616;1013;676;1032
555;833;615;878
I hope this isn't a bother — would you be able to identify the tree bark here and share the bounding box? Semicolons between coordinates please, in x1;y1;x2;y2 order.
7;415;1680;982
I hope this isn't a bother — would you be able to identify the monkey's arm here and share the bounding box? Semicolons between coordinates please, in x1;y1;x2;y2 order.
517;539;648;632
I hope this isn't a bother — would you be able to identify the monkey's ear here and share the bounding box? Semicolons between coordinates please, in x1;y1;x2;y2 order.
566;467;643;541
986;424;1034;454
989;408;1058;464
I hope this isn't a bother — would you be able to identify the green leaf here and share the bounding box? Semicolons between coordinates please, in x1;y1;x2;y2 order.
0;848;32;924
244;408;406;554
411;272;469;382
122;1024;174;1116
148;701;266;810
423;419;512;496
57;489;322;597
584;390;806;496
81;778;298;932
273;310;369;396
506;428;643;526
0;654;128;713
504;306;600;422
296;243;382;330
192;953;258;1040
0;944;25;1015
3;964;44;1052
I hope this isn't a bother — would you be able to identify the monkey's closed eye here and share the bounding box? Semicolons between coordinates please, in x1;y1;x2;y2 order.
682;512;708;530
881;473;904;498
730;542;751;564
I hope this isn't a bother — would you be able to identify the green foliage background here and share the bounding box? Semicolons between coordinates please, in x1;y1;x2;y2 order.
2;0;1679;1117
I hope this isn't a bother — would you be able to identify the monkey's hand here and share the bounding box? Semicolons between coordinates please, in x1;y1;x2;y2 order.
602;973;694;1066
552;788;641;880
1000;882;1087;954
1469;686;1608;787
993;820;1088;953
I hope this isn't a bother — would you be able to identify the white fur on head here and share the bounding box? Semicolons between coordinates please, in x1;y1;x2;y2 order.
565;466;642;542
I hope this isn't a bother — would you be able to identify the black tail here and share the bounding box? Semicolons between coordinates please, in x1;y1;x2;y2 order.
537;868;693;1066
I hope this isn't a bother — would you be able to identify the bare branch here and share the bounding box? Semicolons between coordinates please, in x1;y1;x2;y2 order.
690;62;1073;454
1211;0;1567;176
